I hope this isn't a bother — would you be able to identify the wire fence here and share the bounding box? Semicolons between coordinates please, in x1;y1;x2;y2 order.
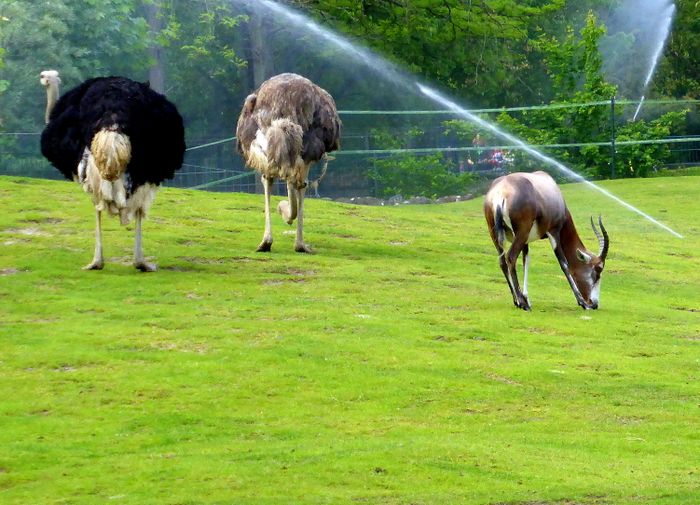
3;98;699;199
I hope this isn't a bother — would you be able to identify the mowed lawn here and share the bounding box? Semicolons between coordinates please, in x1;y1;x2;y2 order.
0;175;698;505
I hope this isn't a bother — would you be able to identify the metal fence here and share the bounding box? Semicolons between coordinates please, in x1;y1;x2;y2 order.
3;98;699;199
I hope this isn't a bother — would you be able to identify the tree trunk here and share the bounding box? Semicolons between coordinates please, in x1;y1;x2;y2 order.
146;1;165;93
249;9;272;88
245;9;273;194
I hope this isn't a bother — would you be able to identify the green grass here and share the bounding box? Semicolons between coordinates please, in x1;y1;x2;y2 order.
0;175;698;505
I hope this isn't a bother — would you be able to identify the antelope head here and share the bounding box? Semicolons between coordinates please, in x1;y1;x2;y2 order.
570;216;610;310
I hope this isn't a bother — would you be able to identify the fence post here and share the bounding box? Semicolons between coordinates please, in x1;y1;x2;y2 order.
610;95;617;179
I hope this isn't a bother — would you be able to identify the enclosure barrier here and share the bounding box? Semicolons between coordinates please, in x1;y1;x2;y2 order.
2;98;698;198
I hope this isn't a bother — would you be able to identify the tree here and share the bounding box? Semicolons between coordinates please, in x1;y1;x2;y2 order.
0;0;150;133
0;46;8;128
492;12;686;179
657;0;700;98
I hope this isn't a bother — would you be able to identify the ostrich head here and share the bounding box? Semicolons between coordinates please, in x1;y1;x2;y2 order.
40;70;61;124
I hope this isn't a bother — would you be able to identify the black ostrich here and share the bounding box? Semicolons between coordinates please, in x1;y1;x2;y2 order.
40;70;185;271
236;73;341;253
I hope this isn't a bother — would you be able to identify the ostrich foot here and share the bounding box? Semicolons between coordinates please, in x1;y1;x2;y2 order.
83;260;104;271
278;200;294;225
256;240;272;252
294;242;314;254
135;261;157;272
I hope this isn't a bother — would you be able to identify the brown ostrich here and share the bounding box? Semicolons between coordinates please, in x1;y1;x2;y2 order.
235;73;341;253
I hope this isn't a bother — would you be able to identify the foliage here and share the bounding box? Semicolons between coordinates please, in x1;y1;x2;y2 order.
368;152;474;199
159;0;249;135
0;0;697;181
0;47;7;94
492;12;690;180
296;0;568;106
365;126;475;198
0;0;150;133
611;110;689;178
0;45;7;128
174;4;247;77
657;0;700;98
0;175;699;504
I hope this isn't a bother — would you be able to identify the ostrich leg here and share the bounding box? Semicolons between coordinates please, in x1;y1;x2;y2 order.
257;175;274;252
278;180;298;225
134;210;157;272
84;209;105;270
293;184;312;253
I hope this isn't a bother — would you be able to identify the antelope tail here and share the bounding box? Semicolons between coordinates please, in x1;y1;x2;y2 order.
90;128;131;182
493;202;507;249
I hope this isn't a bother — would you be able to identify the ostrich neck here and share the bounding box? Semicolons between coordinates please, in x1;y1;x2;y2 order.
45;82;59;124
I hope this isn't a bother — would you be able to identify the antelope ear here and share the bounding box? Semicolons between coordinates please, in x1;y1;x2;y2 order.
576;248;593;263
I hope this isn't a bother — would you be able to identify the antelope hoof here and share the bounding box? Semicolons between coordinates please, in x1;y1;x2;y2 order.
135;261;157;272
515;297;531;311
83;260;104;271
256;241;272;253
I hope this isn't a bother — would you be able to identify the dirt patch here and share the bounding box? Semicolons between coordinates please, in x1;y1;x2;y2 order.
286;268;316;277
20;217;64;225
490;499;609;505
151;341;209;354
487;374;522;386
0;268;22;276
161;265;201;272
177;255;269;265
614;415;645;425
263;278;308;286
53;366;77;373
3;227;50;237
672;306;700;313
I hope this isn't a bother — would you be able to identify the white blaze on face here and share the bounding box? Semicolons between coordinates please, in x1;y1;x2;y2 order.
590;278;602;306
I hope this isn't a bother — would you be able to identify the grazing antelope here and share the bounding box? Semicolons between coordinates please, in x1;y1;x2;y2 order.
484;171;609;310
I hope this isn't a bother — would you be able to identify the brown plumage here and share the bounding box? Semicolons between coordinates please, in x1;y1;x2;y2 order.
236;73;341;253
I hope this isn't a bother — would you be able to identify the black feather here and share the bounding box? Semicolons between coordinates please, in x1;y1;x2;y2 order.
41;76;185;188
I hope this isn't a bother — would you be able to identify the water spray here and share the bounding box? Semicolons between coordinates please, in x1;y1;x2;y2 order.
632;3;676;121
241;0;683;238
418;85;683;238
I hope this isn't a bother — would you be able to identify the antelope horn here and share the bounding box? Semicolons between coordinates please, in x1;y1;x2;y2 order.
591;215;609;261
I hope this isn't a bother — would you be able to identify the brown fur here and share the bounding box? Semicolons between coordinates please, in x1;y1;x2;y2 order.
484;171;609;310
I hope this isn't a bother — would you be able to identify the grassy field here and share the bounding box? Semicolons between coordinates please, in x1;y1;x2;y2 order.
0;175;698;505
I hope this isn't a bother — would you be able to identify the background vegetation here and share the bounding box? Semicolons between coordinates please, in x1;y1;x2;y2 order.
1;0;699;198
